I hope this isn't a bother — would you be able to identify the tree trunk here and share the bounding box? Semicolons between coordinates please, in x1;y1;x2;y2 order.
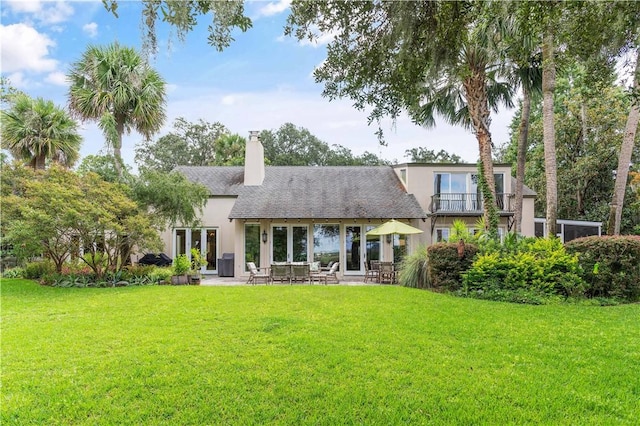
608;50;640;235
463;67;497;235
114;120;124;177
32;154;46;170
542;30;558;238
514;85;531;234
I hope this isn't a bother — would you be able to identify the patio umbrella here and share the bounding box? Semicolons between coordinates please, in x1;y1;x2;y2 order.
366;219;424;236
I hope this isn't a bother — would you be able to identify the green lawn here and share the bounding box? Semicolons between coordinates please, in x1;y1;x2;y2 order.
2;279;639;425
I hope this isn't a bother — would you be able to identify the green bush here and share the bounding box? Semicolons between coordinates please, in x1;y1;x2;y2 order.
23;260;56;280
463;237;585;303
397;245;429;289
2;267;24;278
565;236;640;302
427;242;478;292
173;254;191;276
148;267;173;284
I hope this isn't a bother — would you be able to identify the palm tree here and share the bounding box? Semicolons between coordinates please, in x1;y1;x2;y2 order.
411;12;514;236
1;94;82;170
67;43;166;176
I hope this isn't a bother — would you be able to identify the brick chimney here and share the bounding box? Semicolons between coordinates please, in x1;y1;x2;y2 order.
244;130;265;186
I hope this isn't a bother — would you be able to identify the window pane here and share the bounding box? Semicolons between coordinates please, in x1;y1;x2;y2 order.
272;226;288;263
175;229;187;255
393;234;407;263
450;173;466;193
365;226;381;267
346;226;361;271
292;226;308;262
205;229;217;271
244;224;260;269
313;224;340;268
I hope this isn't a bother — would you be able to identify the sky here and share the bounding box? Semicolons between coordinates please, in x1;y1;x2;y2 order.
1;0;518;170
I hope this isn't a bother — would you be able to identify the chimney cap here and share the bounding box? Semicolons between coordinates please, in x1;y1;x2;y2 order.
249;130;260;140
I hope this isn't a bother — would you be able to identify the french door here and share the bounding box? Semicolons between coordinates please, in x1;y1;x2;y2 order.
271;225;308;263
174;228;218;273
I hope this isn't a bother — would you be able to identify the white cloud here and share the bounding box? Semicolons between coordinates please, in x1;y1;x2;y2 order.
45;71;68;86
43;1;74;25
4;1;74;25
5;72;29;89
82;22;98;38
0;23;58;73
4;0;43;14
256;0;291;18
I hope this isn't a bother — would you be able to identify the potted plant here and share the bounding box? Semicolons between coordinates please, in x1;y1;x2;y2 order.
189;248;207;285
171;254;190;285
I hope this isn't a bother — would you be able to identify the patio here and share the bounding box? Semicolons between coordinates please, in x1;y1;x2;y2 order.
200;274;379;286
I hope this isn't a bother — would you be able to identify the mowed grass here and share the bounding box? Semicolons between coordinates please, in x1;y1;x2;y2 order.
2;279;639;425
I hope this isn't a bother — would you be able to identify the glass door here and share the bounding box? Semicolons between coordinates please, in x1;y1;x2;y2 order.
345;226;362;273
271;225;308;263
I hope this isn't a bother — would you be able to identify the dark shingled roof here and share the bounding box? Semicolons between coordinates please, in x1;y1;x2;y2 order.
174;166;245;196
230;166;426;220
511;177;537;197
176;166;426;220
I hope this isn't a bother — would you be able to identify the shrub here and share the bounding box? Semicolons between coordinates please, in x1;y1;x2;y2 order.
427;242;478;292
565;236;640;302
23;260;56;280
2;267;24;278
173;254;191;276
463;237;585;303
398;245;429;289
148;267;173;284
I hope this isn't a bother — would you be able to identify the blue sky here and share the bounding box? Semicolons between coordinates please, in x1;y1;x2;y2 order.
1;0;517;169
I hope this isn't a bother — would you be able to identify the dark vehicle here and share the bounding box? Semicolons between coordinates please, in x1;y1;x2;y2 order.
138;253;172;267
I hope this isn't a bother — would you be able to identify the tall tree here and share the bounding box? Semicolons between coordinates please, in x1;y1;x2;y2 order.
260;123;332;166
286;1;514;236
609;53;640;235
498;66;637;233
404;147;463;164
1;94;81;170
135;118;228;172
67;43;166;176
102;0;251;54
214;133;246;166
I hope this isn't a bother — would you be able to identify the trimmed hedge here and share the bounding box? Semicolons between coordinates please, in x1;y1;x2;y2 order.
427;242;478;292
565;236;640;302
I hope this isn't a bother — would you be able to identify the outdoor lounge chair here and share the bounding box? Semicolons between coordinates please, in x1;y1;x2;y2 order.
246;262;270;285
313;262;340;285
270;263;291;284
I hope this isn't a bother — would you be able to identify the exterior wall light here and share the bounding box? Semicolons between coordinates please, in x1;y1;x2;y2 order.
386;234;392;244
262;230;268;244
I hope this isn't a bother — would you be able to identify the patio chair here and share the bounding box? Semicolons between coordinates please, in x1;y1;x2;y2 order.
314;262;340;285
364;260;379;283
379;262;394;284
246;262;270;285
291;263;311;284
270;263;291;284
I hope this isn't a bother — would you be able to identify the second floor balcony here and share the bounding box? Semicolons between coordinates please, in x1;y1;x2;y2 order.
430;193;514;214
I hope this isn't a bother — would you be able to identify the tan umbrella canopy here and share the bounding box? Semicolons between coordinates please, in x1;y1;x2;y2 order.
366;219;424;236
